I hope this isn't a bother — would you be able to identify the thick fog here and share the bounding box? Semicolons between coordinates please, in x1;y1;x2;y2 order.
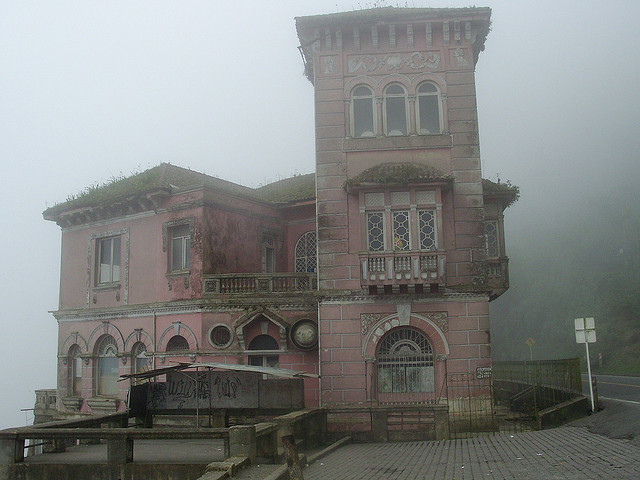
1;0;638;428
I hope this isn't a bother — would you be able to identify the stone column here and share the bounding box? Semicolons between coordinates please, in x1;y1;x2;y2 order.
229;425;257;463
107;436;133;465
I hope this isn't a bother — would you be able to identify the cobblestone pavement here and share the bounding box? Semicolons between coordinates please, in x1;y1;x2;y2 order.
303;427;640;480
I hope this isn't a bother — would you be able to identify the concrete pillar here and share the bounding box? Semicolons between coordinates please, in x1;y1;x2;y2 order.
372;410;388;442
212;410;228;428
229;425;257;463
107;437;133;465
0;436;24;464
434;407;450;440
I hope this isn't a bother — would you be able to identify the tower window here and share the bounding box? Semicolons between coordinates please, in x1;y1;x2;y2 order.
383;84;408;136
351;85;375;138
416;82;442;134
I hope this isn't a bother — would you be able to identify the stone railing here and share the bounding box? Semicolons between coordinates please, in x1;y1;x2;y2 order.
486;258;509;296
203;273;318;295
359;251;446;286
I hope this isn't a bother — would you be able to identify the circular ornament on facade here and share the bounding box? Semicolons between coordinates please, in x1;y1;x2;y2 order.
208;324;233;349
290;320;318;350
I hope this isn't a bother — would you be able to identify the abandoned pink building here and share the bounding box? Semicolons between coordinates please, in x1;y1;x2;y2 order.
43;7;517;416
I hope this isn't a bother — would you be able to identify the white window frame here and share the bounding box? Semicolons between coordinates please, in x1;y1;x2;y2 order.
383;83;409;136
96;236;121;285
416;81;443;135
351;85;376;138
170;224;191;272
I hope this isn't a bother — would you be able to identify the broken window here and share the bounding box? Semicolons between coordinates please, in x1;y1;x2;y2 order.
96;335;118;396
68;344;82;397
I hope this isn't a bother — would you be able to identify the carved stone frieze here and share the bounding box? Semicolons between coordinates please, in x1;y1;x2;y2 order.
347;51;440;74
425;312;448;332
360;313;381;334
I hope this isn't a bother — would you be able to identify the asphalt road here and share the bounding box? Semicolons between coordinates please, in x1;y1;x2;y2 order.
582;374;640;404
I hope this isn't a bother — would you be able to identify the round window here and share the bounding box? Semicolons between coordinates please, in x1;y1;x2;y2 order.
209;325;233;349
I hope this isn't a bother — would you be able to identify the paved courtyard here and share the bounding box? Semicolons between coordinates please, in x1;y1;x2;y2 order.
302;426;640;480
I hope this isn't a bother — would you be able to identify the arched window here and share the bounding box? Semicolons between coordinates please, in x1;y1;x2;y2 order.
166;335;189;352
383;84;408;136
96;335;118;396
416;82;442;134
295;231;317;273
132;342;148;374
377;328;434;394
248;334;279;368
351;85;375;138
68;344;82;397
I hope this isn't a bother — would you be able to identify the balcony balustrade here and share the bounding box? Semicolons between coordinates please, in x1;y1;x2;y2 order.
486;258;509;297
360;251;446;286
203;273;318;295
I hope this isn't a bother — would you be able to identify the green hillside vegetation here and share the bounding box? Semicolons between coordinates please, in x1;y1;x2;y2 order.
491;187;640;375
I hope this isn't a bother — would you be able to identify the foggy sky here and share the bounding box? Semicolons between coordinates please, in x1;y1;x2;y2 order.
1;0;638;428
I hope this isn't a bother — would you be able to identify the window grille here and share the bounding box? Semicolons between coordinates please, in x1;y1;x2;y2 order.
210;325;232;348
484;221;499;258
377;328;434;394
166;335;189;352
415;190;435;205
418;210;436;251
392;211;410;251
294;231;317;273
364;192;385;207
390;191;410;205
367;212;385;252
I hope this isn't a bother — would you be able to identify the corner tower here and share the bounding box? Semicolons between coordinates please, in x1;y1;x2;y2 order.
297;8;514;406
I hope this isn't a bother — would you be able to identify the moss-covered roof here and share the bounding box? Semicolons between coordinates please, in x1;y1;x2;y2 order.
345;163;451;191
254;173;315;203
43;163;317;220
44;163;518;222
296;6;491;29
482;179;519;208
43;163;259;218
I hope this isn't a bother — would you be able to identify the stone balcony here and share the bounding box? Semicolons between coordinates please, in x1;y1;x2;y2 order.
486;258;509;300
359;251;446;289
202;273;318;295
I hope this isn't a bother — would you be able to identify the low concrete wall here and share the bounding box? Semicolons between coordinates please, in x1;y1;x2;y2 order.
537;396;590;429
0;463;207;480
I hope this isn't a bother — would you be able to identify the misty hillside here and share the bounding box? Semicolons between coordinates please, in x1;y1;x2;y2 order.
490;185;640;374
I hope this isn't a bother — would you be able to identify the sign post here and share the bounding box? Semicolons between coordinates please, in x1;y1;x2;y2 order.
575;317;596;412
525;337;535;361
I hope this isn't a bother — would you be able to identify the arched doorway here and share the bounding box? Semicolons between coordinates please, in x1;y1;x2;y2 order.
376;327;435;404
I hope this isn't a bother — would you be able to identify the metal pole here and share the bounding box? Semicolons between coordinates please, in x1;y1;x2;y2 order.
585;341;595;412
528;344;533;361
